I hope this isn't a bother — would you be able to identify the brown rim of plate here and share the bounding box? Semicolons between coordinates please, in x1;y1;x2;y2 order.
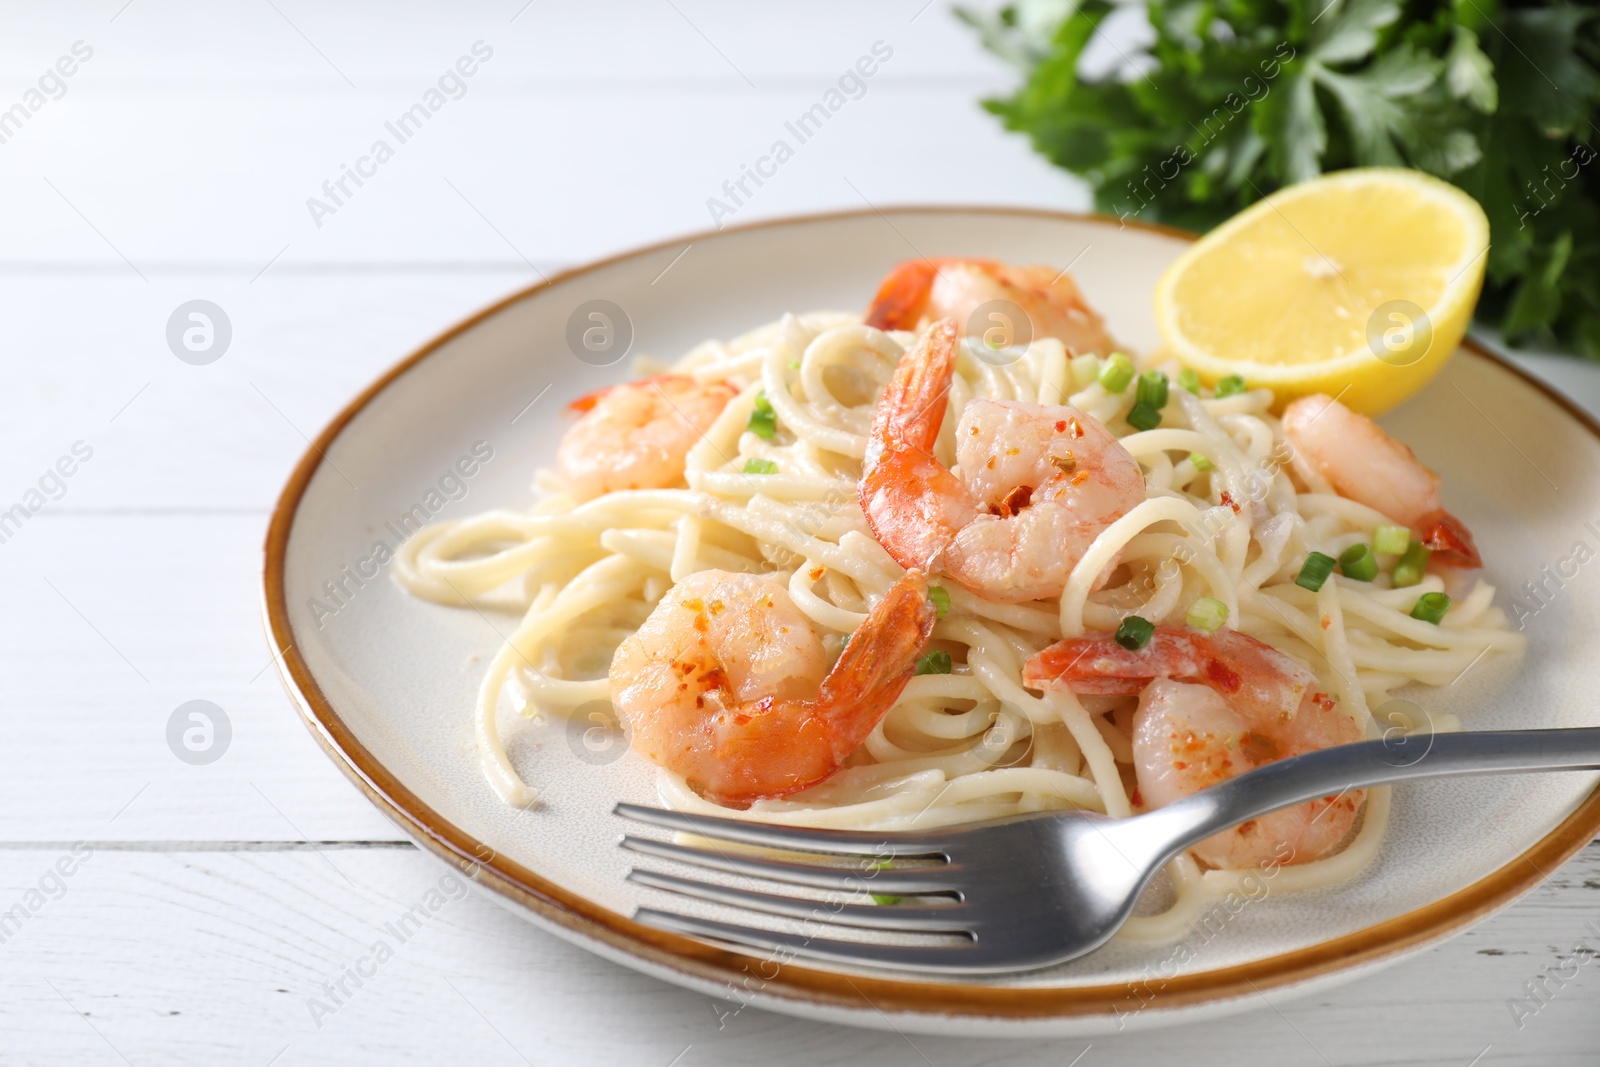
261;204;1600;1022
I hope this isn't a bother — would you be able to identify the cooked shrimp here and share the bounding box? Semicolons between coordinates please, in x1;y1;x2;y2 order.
1023;628;1364;868
557;374;737;503
1282;393;1480;567
865;258;1115;356
610;568;937;805
860;319;1145;602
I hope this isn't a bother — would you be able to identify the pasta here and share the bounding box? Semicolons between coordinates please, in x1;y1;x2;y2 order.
394;310;1523;934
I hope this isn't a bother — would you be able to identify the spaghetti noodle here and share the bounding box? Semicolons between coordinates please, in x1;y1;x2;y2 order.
395;310;1522;936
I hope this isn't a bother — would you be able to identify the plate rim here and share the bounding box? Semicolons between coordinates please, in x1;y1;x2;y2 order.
261;204;1600;1022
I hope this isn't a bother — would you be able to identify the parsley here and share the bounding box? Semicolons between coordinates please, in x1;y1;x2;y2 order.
959;0;1600;357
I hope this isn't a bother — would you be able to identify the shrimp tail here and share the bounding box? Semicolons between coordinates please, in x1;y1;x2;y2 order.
1418;508;1482;569
860;319;967;571
567;385;608;415
1023;634;1164;695
865;260;942;331
1025;628;1315;722
816;570;939;762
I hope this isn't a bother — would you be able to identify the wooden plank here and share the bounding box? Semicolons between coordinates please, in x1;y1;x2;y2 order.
0;843;1595;1064
0;512;403;842
0;0;1011;86
0;88;1077;267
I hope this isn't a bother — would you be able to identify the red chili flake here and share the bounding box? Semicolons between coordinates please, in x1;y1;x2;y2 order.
1320;614;1332;630
1054;420;1068;432
998;484;1034;516
1220;491;1240;514
1071;470;1089;486
809;566;825;580
1237;819;1258;836
1130;788;1144;808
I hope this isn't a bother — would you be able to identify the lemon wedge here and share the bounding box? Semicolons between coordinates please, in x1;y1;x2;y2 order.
1153;167;1490;415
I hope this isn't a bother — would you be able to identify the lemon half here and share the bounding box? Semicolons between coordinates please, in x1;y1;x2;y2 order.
1154;167;1490;415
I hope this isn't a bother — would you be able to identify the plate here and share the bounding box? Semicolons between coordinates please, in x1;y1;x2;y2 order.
263;207;1600;1036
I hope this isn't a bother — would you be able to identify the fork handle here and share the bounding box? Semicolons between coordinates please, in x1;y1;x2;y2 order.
1144;727;1600;863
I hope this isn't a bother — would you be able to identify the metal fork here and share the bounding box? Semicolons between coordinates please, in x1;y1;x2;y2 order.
617;727;1600;973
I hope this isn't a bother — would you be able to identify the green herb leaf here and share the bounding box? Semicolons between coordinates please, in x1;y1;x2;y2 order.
742;458;778;475
1446;27;1497;113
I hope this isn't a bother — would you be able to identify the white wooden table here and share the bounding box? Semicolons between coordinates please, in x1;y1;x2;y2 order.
2;3;1596;1063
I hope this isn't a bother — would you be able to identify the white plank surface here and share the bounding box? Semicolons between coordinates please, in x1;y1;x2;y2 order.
3;1;1598;1062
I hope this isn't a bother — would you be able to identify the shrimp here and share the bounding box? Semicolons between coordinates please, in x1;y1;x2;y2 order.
556;374;737;503
610;568;937;805
1282;393;1480;567
864;258;1116;357
860;319;1146;602
1023;628;1364;868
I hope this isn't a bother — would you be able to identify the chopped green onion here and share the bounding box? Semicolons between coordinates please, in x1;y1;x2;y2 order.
1125;401;1162;431
1136;369;1169;410
1295;551;1337;591
1214;374;1247;398
1186;597;1229;632
1099;352;1136;393
928;585;951;618
1189;452;1214;472
1338;543;1379;582
1392;541;1431;587
1177;367;1201;394
1070;352;1100;389
746;391;777;440
742;458;778;475
1114;615;1155;650
1410;591;1451;624
1374;524;1411;555
869;859;900;905
915;650;953;675
788;358;801;370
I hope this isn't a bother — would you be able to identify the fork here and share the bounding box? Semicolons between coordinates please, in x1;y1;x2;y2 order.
616;727;1600;973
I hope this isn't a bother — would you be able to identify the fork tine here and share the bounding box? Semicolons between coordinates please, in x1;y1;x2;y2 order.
627;868;972;933
620;836;959;895
635;908;984;973
613;803;949;858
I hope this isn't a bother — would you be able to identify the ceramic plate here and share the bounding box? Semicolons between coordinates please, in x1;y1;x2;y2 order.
263;207;1600;1036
